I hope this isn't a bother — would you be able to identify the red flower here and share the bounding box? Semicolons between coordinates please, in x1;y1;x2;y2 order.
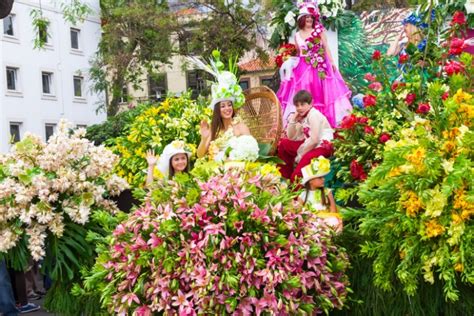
368;82;383;92
379;133;391;143
363;94;377;107
449;38;465;55
398;53;409;64
416;103;431;114
340;114;357;129
275;55;284;68
364;126;375;134
357;116;369;124
405;93;417;106
442;91;450;100
451;11;466;26
372;50;382;60
444;60;465;76
391;81;405;92
350;160;367;181
364;73;377;82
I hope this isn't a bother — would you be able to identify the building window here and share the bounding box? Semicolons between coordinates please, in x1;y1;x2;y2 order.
148;73;167;100
73;76;83;97
260;76;273;87
6;67;19;91
9;122;21;143
42;72;54;95
186;70;207;99
239;79;250;91
119;85;128;103
70;28;80;49
45;124;56;141
76;124;87;129
3;14;15;36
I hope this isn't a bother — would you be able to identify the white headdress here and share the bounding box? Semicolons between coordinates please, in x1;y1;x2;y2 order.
157;140;192;178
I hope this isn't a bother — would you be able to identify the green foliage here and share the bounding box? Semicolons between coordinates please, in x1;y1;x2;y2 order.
85;103;151;146
30;9;49;49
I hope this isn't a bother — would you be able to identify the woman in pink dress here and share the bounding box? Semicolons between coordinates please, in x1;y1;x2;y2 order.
277;2;352;128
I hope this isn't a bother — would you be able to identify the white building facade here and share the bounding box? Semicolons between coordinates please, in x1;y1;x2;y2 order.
0;0;105;152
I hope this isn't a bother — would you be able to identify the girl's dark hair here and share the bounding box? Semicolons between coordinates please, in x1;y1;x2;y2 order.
303;182;327;206
293;90;312;105
297;15;316;30
168;154;189;179
211;100;235;141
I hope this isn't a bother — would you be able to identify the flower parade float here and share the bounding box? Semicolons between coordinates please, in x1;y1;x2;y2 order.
77;161;351;315
0;120;129;314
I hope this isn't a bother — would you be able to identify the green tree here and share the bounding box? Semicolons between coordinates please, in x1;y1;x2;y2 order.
93;0;266;117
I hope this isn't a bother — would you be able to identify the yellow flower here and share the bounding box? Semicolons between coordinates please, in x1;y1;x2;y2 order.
453;89;472;104
261;164;281;177
406;147;425;168
454;263;464;272
388;167;402;177
424;219;445;238
401;191;423;217
442;140;456;153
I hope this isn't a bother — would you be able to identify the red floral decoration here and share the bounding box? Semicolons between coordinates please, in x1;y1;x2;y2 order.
416;103;431;114
275;43;297;68
405;93;417;106
451;11;466;26
379;133;391;144
363;94;377;107
350;160;367;181
372;50;382;60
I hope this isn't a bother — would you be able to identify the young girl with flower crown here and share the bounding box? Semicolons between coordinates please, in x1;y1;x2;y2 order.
145;140;192;186
299;156;342;233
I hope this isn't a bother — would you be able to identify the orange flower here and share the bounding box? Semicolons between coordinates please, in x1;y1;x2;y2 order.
401;191;423;217
425;219;445;238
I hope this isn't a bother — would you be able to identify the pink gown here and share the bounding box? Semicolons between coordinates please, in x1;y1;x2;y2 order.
277;31;352;128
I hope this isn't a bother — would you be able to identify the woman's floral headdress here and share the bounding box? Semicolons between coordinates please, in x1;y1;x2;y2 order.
187;50;245;110
297;1;319;21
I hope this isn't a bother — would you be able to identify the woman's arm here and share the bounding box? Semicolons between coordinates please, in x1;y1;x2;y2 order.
321;31;335;70
197;120;211;158
328;190;337;213
145;149;158;187
197;137;210;158
235;122;251;136
387;32;404;56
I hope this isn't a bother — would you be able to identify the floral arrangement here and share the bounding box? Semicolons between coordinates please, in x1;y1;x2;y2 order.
275;43;297;68
317;0;344;20
0;119;127;264
226;135;260;162
80;162;350;314
356;88;473;301
113;93;211;186
333;10;472;203
302;23;328;79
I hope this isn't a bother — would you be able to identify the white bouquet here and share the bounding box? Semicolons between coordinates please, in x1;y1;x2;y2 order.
226;135;259;162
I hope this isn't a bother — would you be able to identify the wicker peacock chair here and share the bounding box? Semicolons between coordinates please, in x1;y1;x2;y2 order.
238;86;282;156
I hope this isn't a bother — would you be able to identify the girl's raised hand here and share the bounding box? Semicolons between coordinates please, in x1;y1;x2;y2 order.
146;149;158;166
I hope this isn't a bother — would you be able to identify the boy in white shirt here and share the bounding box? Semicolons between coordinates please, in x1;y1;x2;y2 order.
277;90;334;182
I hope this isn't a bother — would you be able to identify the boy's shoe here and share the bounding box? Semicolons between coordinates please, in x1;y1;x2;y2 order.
18;303;41;314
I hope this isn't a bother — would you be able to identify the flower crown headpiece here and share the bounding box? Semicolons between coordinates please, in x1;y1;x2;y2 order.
402;12;429;29
301;156;331;184
297;1;319;21
187;50;245;110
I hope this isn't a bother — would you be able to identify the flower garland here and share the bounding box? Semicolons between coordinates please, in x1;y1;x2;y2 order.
301;23;328;79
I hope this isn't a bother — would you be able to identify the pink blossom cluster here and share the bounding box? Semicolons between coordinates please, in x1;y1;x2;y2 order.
98;166;349;315
0;119;128;260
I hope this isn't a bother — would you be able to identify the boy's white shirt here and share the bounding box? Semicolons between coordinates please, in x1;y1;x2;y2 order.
287;108;333;162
